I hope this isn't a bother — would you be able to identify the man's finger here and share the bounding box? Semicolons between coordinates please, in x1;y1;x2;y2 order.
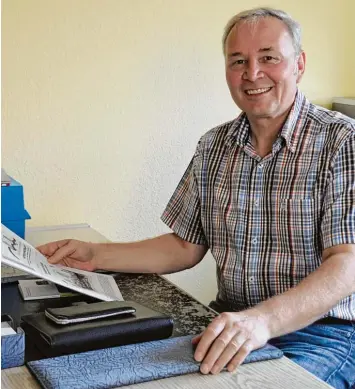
200;327;240;375
37;240;70;257
210;332;245;374
227;339;253;372
45;243;74;264
191;333;203;345
194;316;226;363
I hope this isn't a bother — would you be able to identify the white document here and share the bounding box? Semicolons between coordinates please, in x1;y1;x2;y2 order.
1;322;16;336
1;225;123;302
18;279;61;300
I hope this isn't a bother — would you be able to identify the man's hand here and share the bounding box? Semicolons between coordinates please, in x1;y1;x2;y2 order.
192;310;270;374
37;239;98;272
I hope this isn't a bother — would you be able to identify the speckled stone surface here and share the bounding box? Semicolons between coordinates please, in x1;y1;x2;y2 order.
113;273;217;337
1;272;217;363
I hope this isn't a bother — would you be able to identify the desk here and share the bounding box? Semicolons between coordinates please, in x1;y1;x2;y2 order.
2;224;332;389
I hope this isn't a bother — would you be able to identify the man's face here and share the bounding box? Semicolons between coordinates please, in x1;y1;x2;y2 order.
225;17;305;120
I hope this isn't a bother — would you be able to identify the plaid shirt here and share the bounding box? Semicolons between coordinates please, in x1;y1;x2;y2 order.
162;90;355;321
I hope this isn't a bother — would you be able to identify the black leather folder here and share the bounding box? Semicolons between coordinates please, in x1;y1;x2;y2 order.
21;301;173;358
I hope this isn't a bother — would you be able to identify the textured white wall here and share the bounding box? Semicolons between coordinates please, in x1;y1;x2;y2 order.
2;0;354;305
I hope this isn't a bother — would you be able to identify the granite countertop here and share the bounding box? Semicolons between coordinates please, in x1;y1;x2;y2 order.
1;272;217;337
114;273;217;337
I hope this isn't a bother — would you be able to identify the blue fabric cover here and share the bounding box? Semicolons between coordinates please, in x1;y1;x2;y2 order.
1;330;25;369
27;335;283;389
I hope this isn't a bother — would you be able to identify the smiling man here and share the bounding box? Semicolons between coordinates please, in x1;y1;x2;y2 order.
38;8;355;389
223;13;305;157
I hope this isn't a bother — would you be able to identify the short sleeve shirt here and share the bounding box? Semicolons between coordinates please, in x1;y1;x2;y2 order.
161;90;355;320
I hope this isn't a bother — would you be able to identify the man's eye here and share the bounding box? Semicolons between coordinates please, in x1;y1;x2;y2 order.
232;59;246;65
262;56;276;62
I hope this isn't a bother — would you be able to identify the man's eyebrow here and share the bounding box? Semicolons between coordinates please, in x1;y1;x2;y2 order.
228;47;275;58
259;47;273;52
228;52;243;58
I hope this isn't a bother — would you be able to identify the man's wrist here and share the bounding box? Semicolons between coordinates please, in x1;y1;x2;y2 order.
248;305;277;339
91;242;105;271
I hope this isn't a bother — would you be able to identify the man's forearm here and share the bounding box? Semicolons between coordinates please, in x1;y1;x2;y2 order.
251;251;355;338
92;233;207;274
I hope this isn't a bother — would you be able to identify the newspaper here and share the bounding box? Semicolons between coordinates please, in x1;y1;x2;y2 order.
1;225;123;301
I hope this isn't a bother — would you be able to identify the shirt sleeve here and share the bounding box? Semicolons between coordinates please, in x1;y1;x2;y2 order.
321;134;355;249
161;143;207;246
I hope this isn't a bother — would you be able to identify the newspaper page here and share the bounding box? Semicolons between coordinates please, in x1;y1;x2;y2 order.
1;225;123;301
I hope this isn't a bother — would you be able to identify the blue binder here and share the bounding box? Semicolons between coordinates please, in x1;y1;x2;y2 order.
1;178;31;238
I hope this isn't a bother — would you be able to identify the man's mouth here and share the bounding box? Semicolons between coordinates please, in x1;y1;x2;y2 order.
245;87;272;96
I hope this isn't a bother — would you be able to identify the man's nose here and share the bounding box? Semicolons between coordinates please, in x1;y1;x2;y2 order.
243;60;262;82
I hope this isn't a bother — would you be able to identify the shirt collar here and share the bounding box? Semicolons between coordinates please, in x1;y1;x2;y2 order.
279;89;310;153
225;112;250;149
225;89;310;153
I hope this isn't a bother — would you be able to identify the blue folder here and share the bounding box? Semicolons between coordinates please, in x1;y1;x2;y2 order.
27;335;283;389
1;178;31;238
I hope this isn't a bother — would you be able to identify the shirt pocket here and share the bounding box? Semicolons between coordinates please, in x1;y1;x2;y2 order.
274;197;321;258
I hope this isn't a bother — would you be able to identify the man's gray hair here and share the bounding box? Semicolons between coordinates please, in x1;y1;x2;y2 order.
222;7;302;56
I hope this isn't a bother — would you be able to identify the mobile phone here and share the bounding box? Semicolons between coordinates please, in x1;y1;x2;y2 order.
45;301;136;325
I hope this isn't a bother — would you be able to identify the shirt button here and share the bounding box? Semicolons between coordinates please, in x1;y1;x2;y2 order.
252;238;257;244
254;200;259;206
258;164;264;169
249;276;255;283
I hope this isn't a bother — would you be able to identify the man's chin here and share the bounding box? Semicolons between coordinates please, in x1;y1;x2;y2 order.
245;109;274;119
236;101;274;116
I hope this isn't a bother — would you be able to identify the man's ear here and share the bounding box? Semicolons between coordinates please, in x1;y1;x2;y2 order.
295;51;306;83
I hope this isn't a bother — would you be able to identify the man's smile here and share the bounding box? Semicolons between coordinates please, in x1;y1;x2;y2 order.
244;87;273;96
